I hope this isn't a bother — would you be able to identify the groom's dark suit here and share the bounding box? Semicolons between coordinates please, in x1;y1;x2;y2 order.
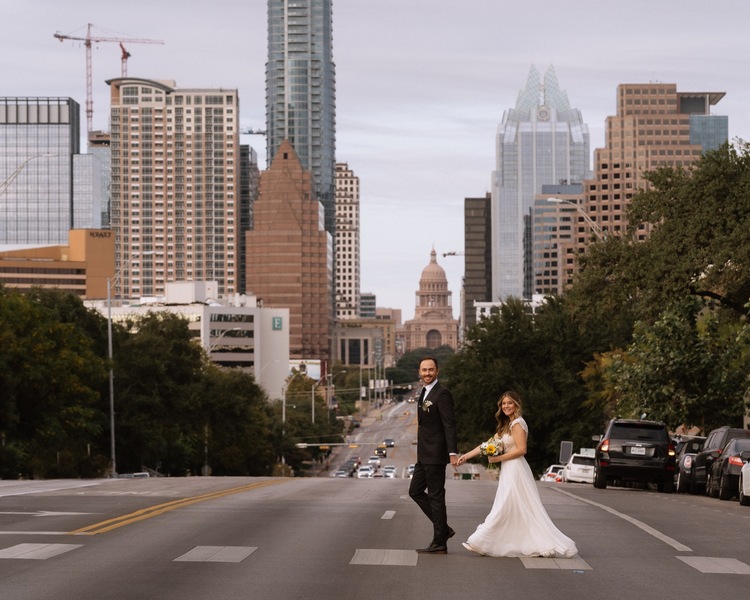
409;380;458;549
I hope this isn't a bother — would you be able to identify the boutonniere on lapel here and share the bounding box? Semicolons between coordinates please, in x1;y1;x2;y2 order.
421;399;433;413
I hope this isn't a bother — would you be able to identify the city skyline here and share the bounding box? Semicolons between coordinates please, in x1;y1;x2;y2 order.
4;1;750;318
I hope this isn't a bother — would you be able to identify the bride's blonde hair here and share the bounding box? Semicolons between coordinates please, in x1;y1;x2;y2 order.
495;391;522;436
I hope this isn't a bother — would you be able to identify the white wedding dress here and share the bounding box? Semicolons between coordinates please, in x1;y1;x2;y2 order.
464;417;578;558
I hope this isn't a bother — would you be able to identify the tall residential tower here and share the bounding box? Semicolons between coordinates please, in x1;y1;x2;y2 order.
334;162;360;320
266;0;336;239
108;79;248;298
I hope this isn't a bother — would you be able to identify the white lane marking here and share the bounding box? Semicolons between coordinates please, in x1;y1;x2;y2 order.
174;546;258;563
350;549;417;566
381;510;396;519
0;511;92;517
0;531;70;536
677;556;750;574
0;543;82;559
552;487;692;552
520;556;592;570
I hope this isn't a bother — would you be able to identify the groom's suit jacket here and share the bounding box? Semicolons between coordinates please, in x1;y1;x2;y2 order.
416;381;458;465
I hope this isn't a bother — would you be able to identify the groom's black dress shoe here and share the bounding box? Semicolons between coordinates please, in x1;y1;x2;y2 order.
416;543;448;554
447;527;455;539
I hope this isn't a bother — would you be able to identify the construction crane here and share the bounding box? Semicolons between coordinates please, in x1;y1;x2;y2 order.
119;43;132;76
54;23;164;139
442;251;465;257
241;128;268;136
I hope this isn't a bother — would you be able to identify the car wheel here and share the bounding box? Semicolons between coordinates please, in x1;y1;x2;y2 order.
718;472;733;501
740;475;750;506
706;472;719;498
676;471;688;494
593;467;607;489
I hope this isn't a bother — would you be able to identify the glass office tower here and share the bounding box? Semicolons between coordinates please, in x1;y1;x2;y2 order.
0;97;81;245
266;0;336;239
491;66;591;301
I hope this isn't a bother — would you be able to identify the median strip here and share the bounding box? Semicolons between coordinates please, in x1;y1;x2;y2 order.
69;479;288;535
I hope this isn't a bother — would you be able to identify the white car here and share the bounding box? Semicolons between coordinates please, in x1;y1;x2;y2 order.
367;455;381;468
739;451;750;506
562;454;595;483
382;465;397;479
539;464;564;482
357;465;374;479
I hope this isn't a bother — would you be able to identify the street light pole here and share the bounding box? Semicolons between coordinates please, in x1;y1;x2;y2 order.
547;197;605;241
281;370;305;475
107;250;154;477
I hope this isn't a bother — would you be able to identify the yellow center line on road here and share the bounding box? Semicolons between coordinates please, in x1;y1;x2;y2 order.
69;479;289;536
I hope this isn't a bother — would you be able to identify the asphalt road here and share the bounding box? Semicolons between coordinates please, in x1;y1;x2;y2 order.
1;404;749;600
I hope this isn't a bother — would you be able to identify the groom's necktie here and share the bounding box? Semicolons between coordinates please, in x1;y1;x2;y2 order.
418;387;426;408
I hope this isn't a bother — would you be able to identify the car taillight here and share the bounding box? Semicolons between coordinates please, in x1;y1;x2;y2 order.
729;455;744;467
600;440;610;452
668;443;676;457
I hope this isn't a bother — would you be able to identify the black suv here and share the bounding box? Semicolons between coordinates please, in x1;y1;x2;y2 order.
594;419;676;493
690;426;750;495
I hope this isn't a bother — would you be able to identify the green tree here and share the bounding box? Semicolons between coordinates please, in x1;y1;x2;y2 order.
197;365;275;476
604;298;748;433
0;287;108;478
113;312;205;475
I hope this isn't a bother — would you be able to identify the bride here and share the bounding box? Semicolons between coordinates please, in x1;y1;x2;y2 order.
456;391;577;558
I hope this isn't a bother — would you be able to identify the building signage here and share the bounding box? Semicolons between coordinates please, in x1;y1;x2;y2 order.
272;316;283;330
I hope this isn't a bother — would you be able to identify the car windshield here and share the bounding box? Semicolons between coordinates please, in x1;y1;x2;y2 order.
610;424;667;441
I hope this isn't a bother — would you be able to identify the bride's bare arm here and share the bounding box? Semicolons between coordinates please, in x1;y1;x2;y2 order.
488;423;527;464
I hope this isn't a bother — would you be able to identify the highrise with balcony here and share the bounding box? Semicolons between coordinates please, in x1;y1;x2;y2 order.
491;66;591;302
266;0;336;241
108;78;251;298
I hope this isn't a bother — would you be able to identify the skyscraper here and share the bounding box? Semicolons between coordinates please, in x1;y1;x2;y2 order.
582;83;727;243
246;140;332;363
334;162;360;320
491;66;591;301
108;78;247;298
266;0;336;239
0;97;89;245
462;192;492;332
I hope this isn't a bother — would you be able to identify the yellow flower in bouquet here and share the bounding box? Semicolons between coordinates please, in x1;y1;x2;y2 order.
480;436;503;457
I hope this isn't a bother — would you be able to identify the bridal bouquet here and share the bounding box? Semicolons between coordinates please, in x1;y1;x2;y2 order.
480;436;503;458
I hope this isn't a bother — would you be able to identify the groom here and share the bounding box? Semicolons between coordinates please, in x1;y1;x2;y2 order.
409;356;458;554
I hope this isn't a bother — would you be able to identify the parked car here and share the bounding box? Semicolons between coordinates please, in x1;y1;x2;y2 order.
561;454;595;483
674;436;706;493
593;418;676;492
706;437;750;500
739;452;750;506
690;426;750;495
539;464;565;482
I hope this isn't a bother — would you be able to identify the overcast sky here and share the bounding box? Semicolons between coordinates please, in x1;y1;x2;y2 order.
4;1;750;318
